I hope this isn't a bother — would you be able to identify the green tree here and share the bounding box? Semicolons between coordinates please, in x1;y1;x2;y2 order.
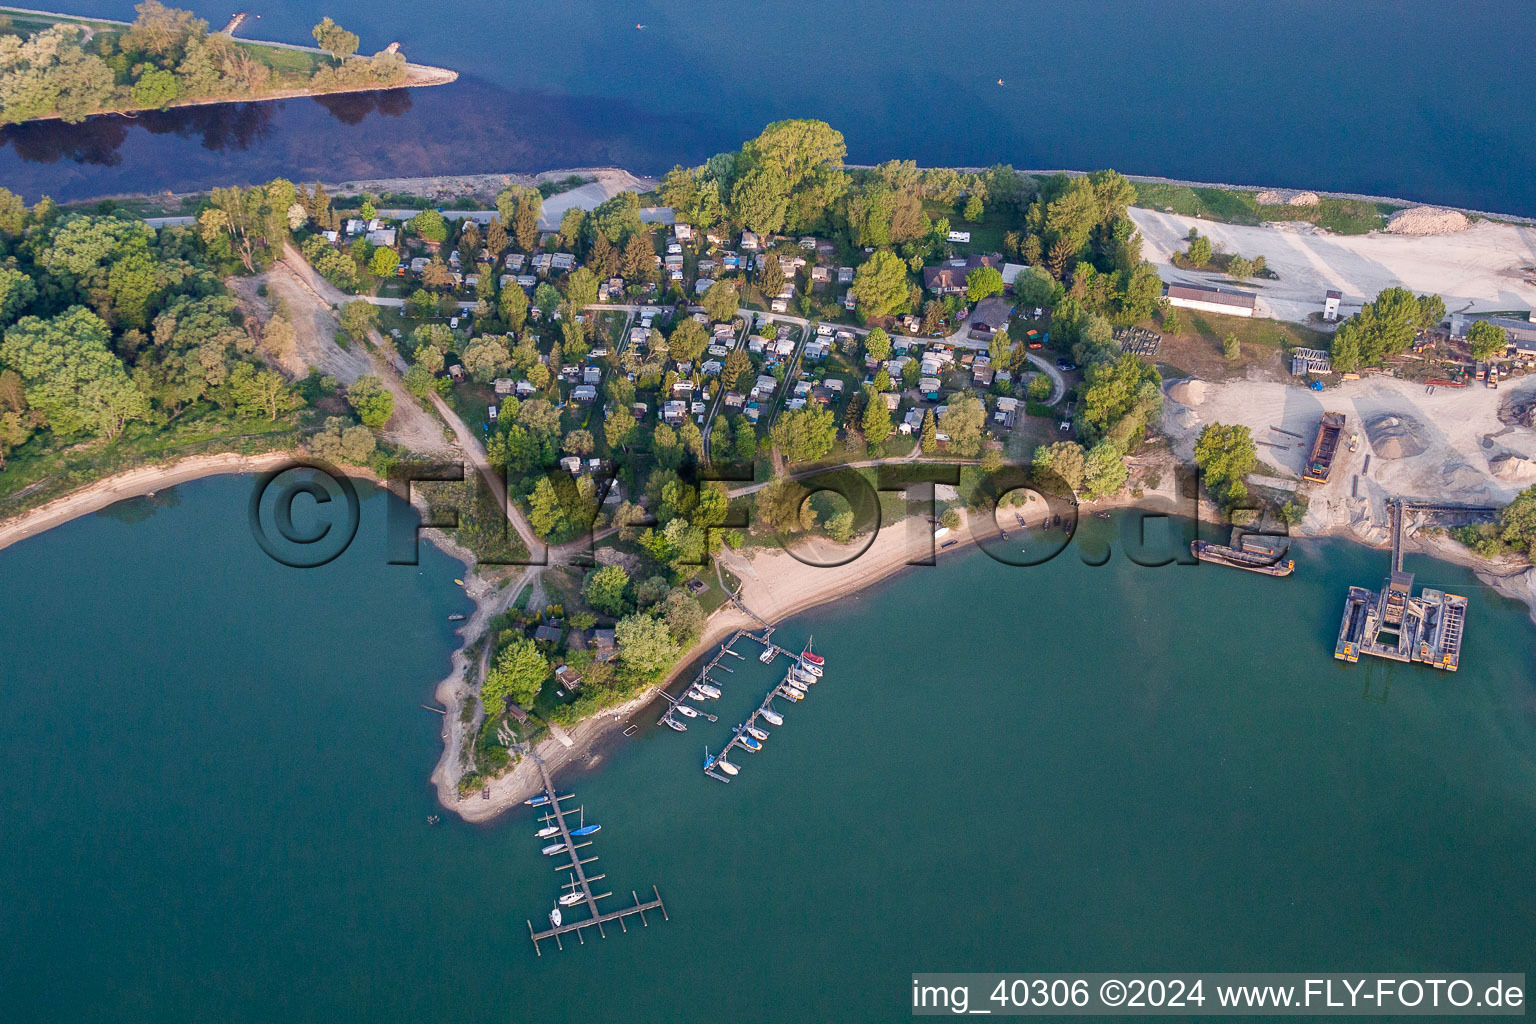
1222;332;1241;361
1193;423;1257;506
1467;320;1508;363
1161;307;1182;336
583;564;631;617
863;326;891;362
702;280;739;323
730;164;789;236
130;68;179;110
346;374;393;428
614;613;681;678
757;254;785;299
564;266;599;308
1083;439;1128;498
1186;233;1212;266
667;318;709;365
225;362;289;419
754;476;807;533
482;639;549;716
605;405;637;450
1014;265;1056;308
965;265;1004;303
1497;485;1536;554
850;250;909;318
938;392;986;456
920;408;936;452
311;17;359;64
744;119;847;190
962;194;984;222
499;283;528;332
861;386;891;443
1032;440;1086;492
0;268;36;327
1226;255;1254;279
410;209;448;243
339;300;377;345
0;306;146;438
462;338;511;383
367;246;399;277
769;404;837;462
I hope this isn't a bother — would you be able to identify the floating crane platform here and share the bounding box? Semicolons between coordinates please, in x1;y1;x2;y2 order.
1332;500;1486;672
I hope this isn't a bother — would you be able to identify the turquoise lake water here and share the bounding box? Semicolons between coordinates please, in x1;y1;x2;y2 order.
5;1;1536;213
1;476;1534;1021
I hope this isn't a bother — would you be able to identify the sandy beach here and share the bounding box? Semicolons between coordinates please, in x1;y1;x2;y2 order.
0;451;306;554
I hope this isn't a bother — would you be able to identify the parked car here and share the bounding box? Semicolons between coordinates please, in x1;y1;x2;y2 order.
1056;359;1078;371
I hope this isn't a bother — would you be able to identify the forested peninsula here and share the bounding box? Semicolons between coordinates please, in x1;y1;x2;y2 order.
0;2;453;126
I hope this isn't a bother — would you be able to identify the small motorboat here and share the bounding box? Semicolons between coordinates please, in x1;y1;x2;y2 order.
526;795;550;807
542;842;568;856
535;825;560;839
549;907;562;927
571;823;601;837
558;892;585;907
687;686;709;701
716;757;739;776
454;578;465;586
448;613;466;621
745;724;769;741
759;647;776;663
779;686;804;702
663;716;687;732
696;683;721;699
674;704;699;718
784;675;808;693
759;708;784;726
739;733;762;752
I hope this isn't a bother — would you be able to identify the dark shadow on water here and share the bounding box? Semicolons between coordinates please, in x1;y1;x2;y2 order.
310;88;413;126
0;77;721;201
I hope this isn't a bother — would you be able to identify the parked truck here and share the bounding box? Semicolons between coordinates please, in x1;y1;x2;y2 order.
1303;411;1347;483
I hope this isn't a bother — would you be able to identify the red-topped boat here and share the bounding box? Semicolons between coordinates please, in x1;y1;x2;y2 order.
800;637;825;667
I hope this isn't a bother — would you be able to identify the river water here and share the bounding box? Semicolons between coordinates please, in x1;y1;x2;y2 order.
1;477;1533;1021
6;1;1536;213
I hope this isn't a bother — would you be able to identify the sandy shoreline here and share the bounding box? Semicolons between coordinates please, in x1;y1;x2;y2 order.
0;450;310;553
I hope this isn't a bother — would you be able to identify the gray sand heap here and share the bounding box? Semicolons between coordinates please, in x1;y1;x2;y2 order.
1364;413;1428;459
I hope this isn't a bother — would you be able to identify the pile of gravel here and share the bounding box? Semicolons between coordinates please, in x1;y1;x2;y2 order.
1386;207;1469;235
1254;189;1320;207
1364;413;1428;459
1489;453;1536;484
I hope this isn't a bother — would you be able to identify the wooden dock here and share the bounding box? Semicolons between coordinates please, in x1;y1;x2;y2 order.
524;757;666;954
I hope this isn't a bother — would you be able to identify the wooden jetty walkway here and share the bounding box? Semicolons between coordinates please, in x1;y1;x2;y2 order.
524;756;666;954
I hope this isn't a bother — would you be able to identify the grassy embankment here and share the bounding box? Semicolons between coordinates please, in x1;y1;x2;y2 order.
1132;182;1397;235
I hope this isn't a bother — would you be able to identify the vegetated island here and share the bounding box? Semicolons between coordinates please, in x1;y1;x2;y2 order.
1;119;1535;822
0;2;455;125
